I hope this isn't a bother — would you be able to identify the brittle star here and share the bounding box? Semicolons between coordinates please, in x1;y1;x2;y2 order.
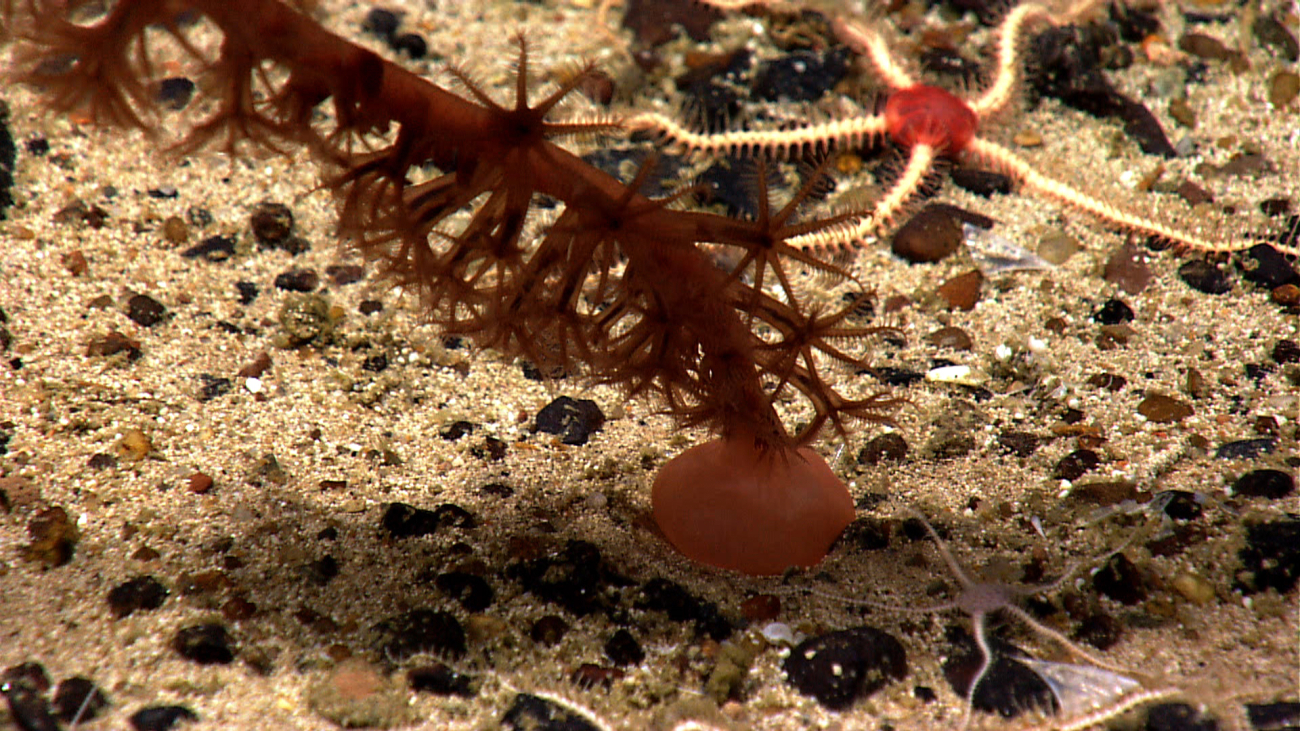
625;0;1299;258
791;510;1144;729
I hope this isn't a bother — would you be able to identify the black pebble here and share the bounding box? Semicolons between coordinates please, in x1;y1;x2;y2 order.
950;167;1015;196
181;234;236;261
0;683;58;731
604;629;645;667
107;575;168;618
1145;702;1219;731
1246;701;1300;730
1234;517;1300;595
1178;260;1232;294
1271;339;1300;365
24;136;48;157
306;555;339;585
362;354;388;373
197;374;232;402
891;205;964;263
129;705;198;731
1073;611;1124;651
534;396;605;446
784;626;908;711
1215;438;1275;459
126;294;168;327
857;432;908;465
440;421;474;441
529;615;570;646
942;627;1056;718
996;430;1039;457
359;299;383;315
390;32;428;59
435;572;495;612
155;77;195;110
172;622;236;664
407;663;475;697
1093;298;1134;324
1233;469;1294;500
753;47;851;102
1158;490;1203;521
637;577;733;640
51;677;109;723
1092;553;1147;605
274;268;319;292
840;517;892;551
507;540;619;618
382;502;440;537
1052;448;1100;480
235;280;259;305
0;106;14;220
372;608;466;660
1237;244;1298;289
1;662;48;691
362;7;401;39
502;693;601;731
249;201;295;248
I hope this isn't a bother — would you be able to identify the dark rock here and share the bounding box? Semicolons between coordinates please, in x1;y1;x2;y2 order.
129;705;198;731
1273;339;1300;365
636;577;732;640
927;326;973;350
1178;260;1232;294
381;502;440;538
435;572;494;612
2;662;50;692
326;264;365;286
250;200;294;248
1093;298;1134;325
1234;518;1300;595
86;330;142;361
1093;553;1148;605
359;299;383;315
274;268;319;292
373;609;466;660
937;270;983;310
24;506;79;567
784;626;908;710
1086;372;1128;391
892;204;964;263
1073;611;1123;651
440;421;474;441
390;32;427;59
857;432;908;465
1157;490;1203;521
996;431;1040;457
1236;244;1298;289
529;615;570;646
604;629;645;667
753;47;850;102
180;234;236;261
502;693;601;731
1145;702;1219;731
361;353;388;373
235;280;259;305
506;540;625;618
306;555;339;585
942;627;1055;718
571;663;624;689
950;166;1014;196
172;622;236;664
1233;469;1294;500
362;7;401;39
126;293;168;327
534;396;605;446
1215;438;1275;459
1252;13;1299;61
155;77;195;110
1103;242;1153;294
1138;393;1193;423
0;683;58;731
840;517;892;551
407;663;475;697
1246;701;1300;731
51;677;109;723
197;374;232;402
107;575;168;618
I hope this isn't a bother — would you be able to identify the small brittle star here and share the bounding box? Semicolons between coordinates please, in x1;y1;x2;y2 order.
625;0;1299;258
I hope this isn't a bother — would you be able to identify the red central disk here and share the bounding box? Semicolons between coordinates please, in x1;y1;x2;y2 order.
884;85;978;155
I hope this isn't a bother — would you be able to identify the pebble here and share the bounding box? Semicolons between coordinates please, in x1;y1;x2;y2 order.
107;575;169;618
1247;701;1300;730
740;594;781;623
391;32;428;59
1158;490;1203;521
1170;571;1215;605
181;234;235;261
942;628;1054;718
129;705;198;731
1093;553;1148;605
197;375;232;402
126;293;168;327
306;659;412;729
529;616;570;646
372;608;466;660
856;433;909;465
891;205;964;263
637;577;732;640
85;330;142;360
0;681;58;731
1235;518;1300;595
1179;259;1233;294
156;77;195;110
249;200;295;248
783;626;907;710
937;270;983;310
1034;229;1080;265
507;540;618;618
116;429;152;461
1273;339;1300;364
274;268;319;292
502;693;601;731
996;431;1040;458
1236;244;1298;289
1253;13;1299;61
1093;298;1134;325
1215;438;1275;459
51;677;109;723
172;622;236;664
926;326;973;350
534;396;605;446
1138;393;1194;423
407;663;475;697
435;572;495;612
1146;702;1220;730
604;629;645;667
234;280;259;304
23;506;79;567
1086;372;1127;391
361;7;400;39
753;46;851;102
1233;469;1294;500
1269;70;1300;108
1103;243;1153;294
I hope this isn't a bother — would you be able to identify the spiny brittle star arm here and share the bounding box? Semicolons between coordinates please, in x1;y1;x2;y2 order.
624;111;889;159
966;137;1297;256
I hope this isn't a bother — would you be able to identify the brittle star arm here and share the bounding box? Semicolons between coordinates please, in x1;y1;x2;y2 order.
832;17;915;91
623;111;889;159
965;137;1292;256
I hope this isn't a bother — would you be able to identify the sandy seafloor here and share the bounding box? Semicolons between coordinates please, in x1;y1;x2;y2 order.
0;0;1297;729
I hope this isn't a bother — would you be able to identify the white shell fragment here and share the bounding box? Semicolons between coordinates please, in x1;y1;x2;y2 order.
966;224;1058;275
1017;657;1143;718
926;364;986;386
